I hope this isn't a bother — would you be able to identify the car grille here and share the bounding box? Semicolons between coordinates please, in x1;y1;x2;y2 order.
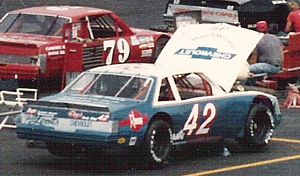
82;46;104;70
0;54;36;65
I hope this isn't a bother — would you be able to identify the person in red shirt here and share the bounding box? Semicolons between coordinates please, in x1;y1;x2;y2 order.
285;1;300;33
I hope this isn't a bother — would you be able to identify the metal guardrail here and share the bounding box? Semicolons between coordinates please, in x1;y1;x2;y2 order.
0;88;37;107
0;88;37;130
0;110;21;130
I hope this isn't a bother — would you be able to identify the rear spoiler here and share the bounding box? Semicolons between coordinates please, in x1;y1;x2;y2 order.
25;100;110;112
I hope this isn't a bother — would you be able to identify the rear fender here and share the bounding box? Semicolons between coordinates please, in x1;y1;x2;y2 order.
237;95;274;138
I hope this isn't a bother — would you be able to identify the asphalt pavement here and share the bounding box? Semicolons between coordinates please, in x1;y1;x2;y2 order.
0;1;300;175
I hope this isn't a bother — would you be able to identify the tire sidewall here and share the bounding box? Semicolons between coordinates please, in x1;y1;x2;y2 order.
244;104;274;149
144;120;172;166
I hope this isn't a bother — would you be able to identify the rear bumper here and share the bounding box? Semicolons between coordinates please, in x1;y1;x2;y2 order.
16;125;136;152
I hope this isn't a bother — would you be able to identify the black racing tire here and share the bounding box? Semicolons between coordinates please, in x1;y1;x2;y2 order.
241;104;275;151
143;120;172;167
47;142;75;157
152;37;169;60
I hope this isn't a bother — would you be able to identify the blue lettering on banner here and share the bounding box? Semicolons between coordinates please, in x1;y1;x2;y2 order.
175;47;236;60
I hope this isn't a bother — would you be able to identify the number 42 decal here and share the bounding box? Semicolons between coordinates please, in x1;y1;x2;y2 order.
104;38;130;65
183;103;216;135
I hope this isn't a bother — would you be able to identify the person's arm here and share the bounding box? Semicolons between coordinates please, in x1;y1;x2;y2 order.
285;12;294;33
285;21;293;33
248;50;258;65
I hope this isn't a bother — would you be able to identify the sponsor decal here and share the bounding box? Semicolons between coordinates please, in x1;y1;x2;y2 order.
175;47;236;60
147;43;154;48
172;129;185;141
45;45;65;51
47;50;66;56
68;111;83;119
139;43;148;49
40;118;59;126
70;119;92;128
137;36;154;44
97;114;110;122
130;36;140;45
37;110;57;118
141;49;153;57
118;137;126;144
46;45;66;56
129;137;137;146
119;110;149;132
26;108;38;115
27;116;59;126
68;110;110;122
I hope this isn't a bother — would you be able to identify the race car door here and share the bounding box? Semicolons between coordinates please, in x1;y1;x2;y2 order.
155;72;244;145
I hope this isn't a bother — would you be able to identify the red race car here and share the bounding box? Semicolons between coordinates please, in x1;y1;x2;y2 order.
0;6;170;90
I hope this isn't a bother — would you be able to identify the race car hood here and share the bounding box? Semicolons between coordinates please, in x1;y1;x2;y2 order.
156;23;263;92
0;33;61;47
131;27;163;34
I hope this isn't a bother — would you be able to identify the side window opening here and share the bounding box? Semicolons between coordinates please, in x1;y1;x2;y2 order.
173;73;212;100
118;77;151;100
88;15;123;38
158;78;175;101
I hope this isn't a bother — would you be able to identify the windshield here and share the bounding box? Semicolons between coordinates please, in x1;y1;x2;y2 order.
0;13;70;36
64;72;152;100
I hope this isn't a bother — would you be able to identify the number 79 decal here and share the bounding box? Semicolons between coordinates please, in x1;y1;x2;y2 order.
183;103;216;136
104;38;130;65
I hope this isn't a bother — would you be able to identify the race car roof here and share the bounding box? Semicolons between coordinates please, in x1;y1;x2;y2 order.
7;6;113;21
175;0;260;6
89;63;199;78
224;0;251;4
156;23;263;92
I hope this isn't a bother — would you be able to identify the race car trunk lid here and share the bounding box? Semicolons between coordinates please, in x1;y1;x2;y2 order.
17;100;119;136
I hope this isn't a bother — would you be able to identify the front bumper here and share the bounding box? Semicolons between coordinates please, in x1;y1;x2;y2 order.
0;65;39;80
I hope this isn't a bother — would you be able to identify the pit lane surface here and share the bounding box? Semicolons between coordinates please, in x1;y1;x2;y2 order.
1;0;300;175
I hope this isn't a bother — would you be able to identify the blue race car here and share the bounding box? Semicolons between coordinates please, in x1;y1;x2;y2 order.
16;24;282;166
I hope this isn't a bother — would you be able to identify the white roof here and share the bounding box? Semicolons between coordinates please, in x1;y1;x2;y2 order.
156;23;263;92
226;0;252;5
88;63;200;78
